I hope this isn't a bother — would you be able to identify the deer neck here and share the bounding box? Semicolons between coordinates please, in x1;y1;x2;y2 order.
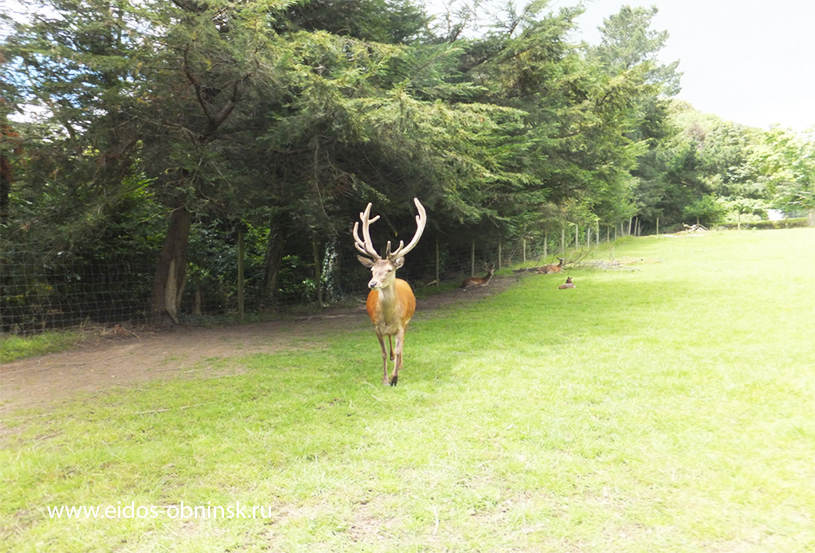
376;281;400;320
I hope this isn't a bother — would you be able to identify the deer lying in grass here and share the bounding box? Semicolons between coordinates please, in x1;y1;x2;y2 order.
558;276;575;289
461;263;495;289
354;198;427;386
537;257;564;274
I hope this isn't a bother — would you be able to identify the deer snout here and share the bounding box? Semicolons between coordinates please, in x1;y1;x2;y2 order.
368;277;387;290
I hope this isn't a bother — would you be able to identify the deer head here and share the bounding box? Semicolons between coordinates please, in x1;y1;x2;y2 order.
353;198;427;290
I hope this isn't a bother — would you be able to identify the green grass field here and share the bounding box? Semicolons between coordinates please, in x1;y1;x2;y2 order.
2;229;814;552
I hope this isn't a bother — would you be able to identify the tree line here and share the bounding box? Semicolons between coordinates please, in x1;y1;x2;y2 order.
1;0;813;327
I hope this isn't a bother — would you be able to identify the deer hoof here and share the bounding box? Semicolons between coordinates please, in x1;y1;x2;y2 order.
389;375;398;386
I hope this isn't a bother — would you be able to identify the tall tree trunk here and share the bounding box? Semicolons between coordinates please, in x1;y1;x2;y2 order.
312;234;324;307
150;206;192;325
0;169;9;224
0;123;22;225
264;213;287;303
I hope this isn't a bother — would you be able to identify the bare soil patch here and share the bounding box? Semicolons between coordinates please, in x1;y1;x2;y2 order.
1;275;522;415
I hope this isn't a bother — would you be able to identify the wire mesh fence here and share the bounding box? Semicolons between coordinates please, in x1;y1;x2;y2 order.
1;238;155;335
1;222;616;337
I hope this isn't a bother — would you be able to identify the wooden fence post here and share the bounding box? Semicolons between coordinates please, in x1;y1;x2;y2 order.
435;237;440;286
238;230;245;322
312;235;324;308
543;231;548;260
560;227;565;256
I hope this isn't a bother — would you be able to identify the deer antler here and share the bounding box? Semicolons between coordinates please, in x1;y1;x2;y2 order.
387;198;427;261
353;203;382;260
353;199;427;262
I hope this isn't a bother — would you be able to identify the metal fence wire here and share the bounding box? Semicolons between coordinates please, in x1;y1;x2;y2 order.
1;226;582;336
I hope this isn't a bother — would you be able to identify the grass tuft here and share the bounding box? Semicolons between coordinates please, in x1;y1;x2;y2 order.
1;331;85;363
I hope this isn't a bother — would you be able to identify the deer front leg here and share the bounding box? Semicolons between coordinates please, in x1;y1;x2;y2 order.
390;329;406;386
376;333;389;386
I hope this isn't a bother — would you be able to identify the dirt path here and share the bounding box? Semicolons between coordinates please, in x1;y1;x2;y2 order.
1;275;521;415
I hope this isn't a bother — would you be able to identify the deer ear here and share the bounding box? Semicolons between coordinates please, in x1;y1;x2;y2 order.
393;257;406;269
357;256;375;268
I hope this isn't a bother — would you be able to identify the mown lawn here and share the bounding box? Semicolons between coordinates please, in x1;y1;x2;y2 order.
2;228;814;552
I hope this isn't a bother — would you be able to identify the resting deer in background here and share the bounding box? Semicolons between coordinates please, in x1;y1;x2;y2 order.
558;276;575;289
461;263;495;289
538;257;564;274
354;198;427;386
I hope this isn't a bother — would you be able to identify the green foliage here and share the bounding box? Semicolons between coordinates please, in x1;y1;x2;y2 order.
682;194;726;225
2;0;814;331
589;5;681;95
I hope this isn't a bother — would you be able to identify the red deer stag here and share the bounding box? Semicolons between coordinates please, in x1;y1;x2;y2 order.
558;276;575;289
537;257;564;274
461;263;495;289
354;198;427;386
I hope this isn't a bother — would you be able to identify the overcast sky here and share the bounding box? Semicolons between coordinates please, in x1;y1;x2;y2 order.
5;0;814;131
427;0;814;131
555;0;815;131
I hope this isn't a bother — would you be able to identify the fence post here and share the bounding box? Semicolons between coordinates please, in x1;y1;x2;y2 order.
435;237;440;286
560;227;565;256
498;242;502;270
522;238;526;264
238;230;245;322
471;240;476;277
312;235;323;307
543;231;548;260
656;217;660;236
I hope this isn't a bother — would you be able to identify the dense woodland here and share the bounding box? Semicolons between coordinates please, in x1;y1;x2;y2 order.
1;0;814;331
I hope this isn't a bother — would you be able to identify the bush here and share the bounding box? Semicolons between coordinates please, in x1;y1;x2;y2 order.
716;217;809;230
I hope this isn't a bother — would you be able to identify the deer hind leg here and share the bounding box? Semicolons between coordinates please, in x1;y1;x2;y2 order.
388;336;395;361
376;333;389;386
390;329;406;387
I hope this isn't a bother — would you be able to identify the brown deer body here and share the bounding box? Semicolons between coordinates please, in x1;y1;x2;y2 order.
461;264;495;289
558;276;575;289
354;199;427;386
538;257;564;274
